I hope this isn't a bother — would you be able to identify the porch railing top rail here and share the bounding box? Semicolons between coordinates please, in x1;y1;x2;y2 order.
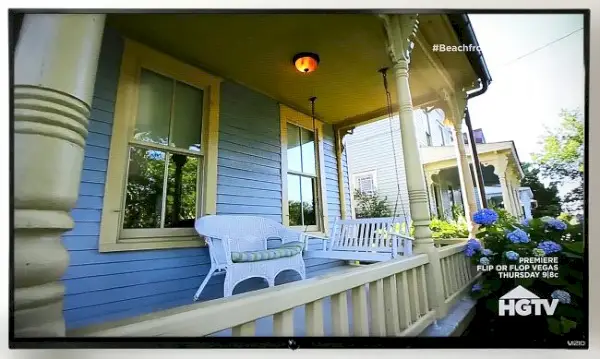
438;242;468;259
70;254;430;337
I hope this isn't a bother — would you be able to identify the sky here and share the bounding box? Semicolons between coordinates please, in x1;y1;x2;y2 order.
467;14;585;165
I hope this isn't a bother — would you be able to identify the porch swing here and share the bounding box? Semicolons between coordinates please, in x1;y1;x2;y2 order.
303;68;414;262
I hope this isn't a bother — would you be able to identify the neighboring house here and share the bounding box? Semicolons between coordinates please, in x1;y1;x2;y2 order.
487;186;536;220
347;108;450;219
14;13;490;338
347;110;534;221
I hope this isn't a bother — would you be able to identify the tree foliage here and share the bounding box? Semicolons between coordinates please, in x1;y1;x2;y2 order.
532;109;584;213
353;189;391;218
520;162;562;218
123;133;199;229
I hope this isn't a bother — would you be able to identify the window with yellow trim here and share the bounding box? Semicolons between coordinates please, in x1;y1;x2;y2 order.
279;105;328;234
122;70;204;234
99;39;221;252
286;123;319;231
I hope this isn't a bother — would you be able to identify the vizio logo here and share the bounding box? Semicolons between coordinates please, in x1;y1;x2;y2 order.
498;285;559;316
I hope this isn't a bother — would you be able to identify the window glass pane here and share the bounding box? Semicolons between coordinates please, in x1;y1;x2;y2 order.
287;125;302;172
134;69;173;145
171;81;204;152
300;128;316;175
301;176;316;226
288;174;302;226
164;153;199;228
358;176;374;193
123;146;166;229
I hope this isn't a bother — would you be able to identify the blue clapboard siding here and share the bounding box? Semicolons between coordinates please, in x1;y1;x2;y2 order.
61;30;349;330
216;81;346;282
216;81;282;223
322;126;344;229
61;28;212;330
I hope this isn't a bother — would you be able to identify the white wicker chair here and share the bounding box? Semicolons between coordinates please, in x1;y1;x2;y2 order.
193;215;307;301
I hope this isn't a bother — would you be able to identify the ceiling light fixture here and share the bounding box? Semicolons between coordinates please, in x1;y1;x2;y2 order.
293;52;320;74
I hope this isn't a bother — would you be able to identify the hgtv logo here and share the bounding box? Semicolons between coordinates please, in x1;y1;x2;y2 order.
498;285;559;316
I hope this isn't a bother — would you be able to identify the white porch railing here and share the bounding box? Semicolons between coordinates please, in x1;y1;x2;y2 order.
70;242;477;337
439;243;479;309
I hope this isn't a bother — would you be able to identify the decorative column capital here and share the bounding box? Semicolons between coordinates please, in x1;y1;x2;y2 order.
335;127;354;152
440;88;468;128
490;154;509;177
425;169;441;184
380;14;420;66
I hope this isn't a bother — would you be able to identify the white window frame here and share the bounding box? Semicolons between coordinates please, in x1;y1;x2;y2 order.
98;39;222;252
280;105;328;234
352;170;378;196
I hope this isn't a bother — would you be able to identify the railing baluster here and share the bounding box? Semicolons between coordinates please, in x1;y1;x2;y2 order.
454;255;461;291
418;265;429;314
273;309;295;337
445;257;454;297
440;257;448;299
356;223;363;248
409;268;421;321
305;299;325;336
369;279;386;335
451;255;459;293
331;292;350;336
463;254;471;285
468;255;474;279
451;255;460;289
340;224;348;247
232;321;256;336
357;223;363;248
372;222;381;247
396;271;412;330
458;254;468;286
383;275;400;334
351;285;369;336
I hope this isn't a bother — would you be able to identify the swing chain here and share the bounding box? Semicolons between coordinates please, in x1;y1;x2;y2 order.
378;67;410;234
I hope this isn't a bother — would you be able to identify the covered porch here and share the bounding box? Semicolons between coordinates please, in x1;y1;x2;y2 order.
13;12;488;337
422;141;527;220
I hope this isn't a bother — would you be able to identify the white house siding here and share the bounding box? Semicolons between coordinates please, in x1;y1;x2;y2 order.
345;117;411;219
345;109;452;220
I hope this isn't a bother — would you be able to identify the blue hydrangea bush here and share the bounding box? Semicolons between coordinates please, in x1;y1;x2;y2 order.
465;208;585;337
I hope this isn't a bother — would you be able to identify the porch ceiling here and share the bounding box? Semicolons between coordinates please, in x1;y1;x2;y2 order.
107;13;479;126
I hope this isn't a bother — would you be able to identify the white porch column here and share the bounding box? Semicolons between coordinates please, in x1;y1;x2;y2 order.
441;90;478;238
486;155;515;215
381;14;447;318
425;169;441;217
467;140;484;210
14;14;105;337
381;14;432;250
510;176;523;218
505;168;520;218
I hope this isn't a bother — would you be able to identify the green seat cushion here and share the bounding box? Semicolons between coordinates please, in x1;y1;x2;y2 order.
231;241;304;263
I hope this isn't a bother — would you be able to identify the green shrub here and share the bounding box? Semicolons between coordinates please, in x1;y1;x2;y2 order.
353;189;391;219
429;217;469;239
